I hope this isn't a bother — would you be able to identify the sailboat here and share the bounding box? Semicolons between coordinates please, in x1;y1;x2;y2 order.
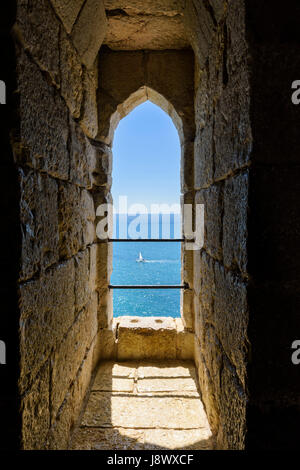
136;251;146;263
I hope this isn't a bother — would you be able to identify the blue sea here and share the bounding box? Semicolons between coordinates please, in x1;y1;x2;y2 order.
111;214;181;317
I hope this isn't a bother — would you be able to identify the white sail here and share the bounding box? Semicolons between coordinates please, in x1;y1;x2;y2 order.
136;251;145;262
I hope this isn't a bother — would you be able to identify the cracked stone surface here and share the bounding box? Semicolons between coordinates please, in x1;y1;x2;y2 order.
70;361;214;450
103;0;189;50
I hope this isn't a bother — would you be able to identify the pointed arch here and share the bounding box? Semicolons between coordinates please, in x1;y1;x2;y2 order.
99;86;184;147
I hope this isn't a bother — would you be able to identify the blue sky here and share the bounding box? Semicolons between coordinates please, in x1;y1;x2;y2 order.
112;101;181;213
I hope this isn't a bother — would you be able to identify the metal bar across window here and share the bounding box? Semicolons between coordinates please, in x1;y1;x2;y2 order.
109;285;187;289
108;239;186;242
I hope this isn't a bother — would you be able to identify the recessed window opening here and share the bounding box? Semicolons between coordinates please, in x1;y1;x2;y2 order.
111;101;181;317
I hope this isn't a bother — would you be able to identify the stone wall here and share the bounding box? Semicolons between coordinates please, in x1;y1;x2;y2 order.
2;0;298;451
11;0;108;450
185;0;251;449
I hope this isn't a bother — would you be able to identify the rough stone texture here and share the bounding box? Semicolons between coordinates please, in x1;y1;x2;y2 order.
16;0;60;86
82;391;203;428
214;68;251;181
185;0;251;449
19;259;75;393
75;249;91;312
46;339;96;449
71;360;214;450
116;316;177;360
175;318;194;360
97;48;194;145
50;0;85;34
72;0;107;69
8;0;298;453
103;0;188;50
71;427;214;450
58;183;95;259
222;172;248;274
93;328;118;361
104;15;188;51
99;317;194;361
19;169;59;281
80;61;99;138
51;294;97;420
97;287;113;328
15;50;69;180
60;29;83;119
14;1;102;450
21;361;50;450
195;185;223;262
69;117;97;189
104;0;185;15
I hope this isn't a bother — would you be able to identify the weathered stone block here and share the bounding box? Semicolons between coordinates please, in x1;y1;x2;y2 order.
117;317;177;360
69;117;94;189
72;0;107;69
194;336;220;436
194;121;214;190
146;51;195;139
74;248;91;312
19;259;75;392
222;172;248;274
217;356;247;450
213;262;248;385
105;0;188;50
104;0;185;15
99;50;145;105
97;287;113;328
89;141;113;189
94;327;117;362
58;183;82;258
81;189;96;247
91;242;113;289
58;183;95;258
183;0;215;69
175;318;194;360
226;0;247;75
50;0;85;34
17;0;60;86
214;69;251;180
81;391;205;429
182;245;194;290
209;0;227;23
46;339;95;450
21;361;50;450
51;293;97;420
180;288;194;330
194;250;215;348
181;141;194;193
105;14;188;51
19;169;59;281
60;29;83;118
195;184;223;262
80;62;99;138
16;51;69;179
